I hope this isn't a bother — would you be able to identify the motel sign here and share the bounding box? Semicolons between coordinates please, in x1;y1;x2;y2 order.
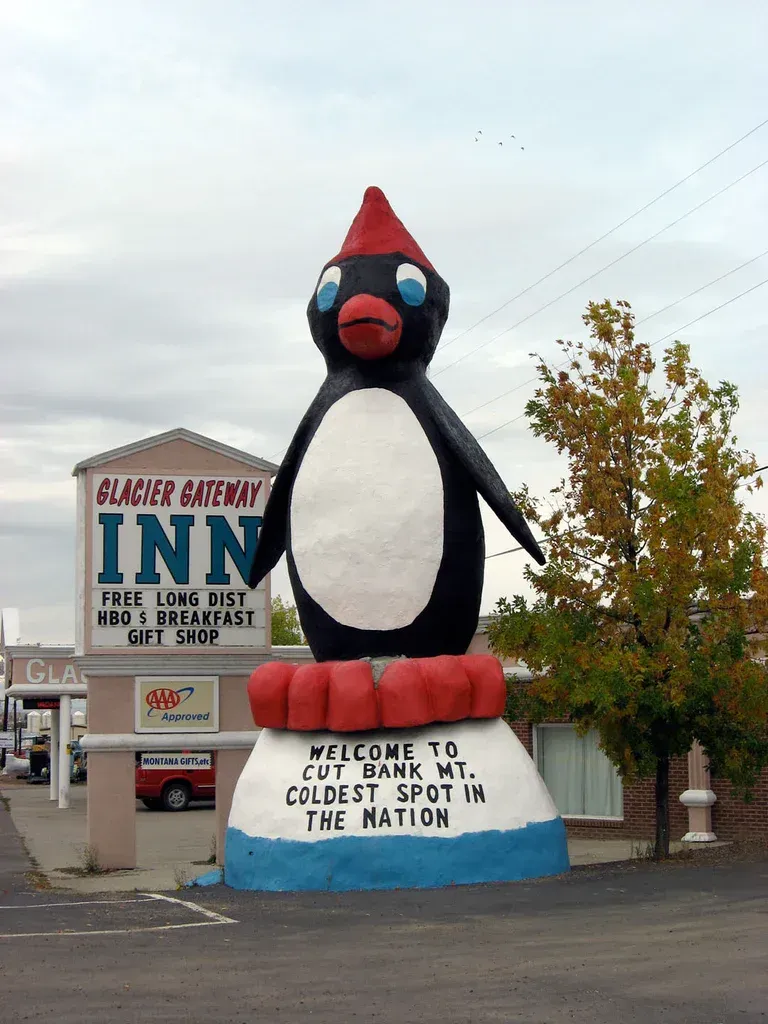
90;474;266;649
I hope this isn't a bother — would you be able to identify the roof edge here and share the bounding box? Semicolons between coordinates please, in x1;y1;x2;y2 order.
71;428;280;476
5;645;76;658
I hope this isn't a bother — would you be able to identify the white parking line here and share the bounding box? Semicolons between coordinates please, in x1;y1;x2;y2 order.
141;892;237;925
0;922;231;938
0;898;155;910
0;891;237;938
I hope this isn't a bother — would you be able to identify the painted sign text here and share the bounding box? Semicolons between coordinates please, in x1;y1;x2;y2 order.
91;475;266;648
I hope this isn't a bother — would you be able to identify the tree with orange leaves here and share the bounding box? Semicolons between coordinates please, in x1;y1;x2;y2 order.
488;299;768;858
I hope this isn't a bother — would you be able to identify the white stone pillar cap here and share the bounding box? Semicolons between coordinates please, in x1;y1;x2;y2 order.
679;788;717;808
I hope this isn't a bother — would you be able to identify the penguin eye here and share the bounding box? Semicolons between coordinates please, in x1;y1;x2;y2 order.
396;263;427;306
316;265;341;311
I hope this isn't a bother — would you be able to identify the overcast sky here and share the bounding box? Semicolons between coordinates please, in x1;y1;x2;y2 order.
1;1;767;644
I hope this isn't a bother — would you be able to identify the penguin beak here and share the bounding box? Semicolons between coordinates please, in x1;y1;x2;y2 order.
337;294;403;360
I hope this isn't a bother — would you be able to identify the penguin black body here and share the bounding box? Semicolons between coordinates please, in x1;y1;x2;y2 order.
248;188;545;663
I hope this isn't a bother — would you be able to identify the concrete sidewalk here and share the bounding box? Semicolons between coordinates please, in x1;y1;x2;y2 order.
1;778;687;893
1;779;216;892
0;792;31;893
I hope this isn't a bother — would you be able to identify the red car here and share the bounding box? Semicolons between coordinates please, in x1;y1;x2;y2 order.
135;751;216;811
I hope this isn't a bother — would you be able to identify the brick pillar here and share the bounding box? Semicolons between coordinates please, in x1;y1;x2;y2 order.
87;750;137;869
85;676;136;868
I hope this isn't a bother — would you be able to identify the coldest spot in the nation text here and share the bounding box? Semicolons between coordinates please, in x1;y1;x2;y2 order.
285;737;486;834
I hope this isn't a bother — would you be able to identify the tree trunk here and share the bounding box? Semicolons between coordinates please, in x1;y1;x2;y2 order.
654;754;670;860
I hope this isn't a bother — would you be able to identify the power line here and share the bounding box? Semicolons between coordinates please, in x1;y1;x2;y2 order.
461;248;768;423
267;147;768;466
475;274;768;443
485;541;549;561
268;249;768;467
633;250;768;328
270;269;768;465
484;466;768;561
437;116;768;356
647;275;768;349
432;156;768;380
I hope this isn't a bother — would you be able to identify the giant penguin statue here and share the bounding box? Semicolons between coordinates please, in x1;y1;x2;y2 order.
224;187;570;891
249;185;544;665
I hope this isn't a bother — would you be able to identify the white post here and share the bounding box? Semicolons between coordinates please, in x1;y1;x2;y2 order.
58;695;71;809
679;742;716;842
49;709;60;801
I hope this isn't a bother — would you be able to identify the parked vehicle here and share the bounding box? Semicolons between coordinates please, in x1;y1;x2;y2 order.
135;751;215;811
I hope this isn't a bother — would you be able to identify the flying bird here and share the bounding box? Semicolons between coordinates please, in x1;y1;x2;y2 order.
471;129;525;151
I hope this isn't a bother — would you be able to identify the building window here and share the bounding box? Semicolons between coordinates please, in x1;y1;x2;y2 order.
535;725;623;819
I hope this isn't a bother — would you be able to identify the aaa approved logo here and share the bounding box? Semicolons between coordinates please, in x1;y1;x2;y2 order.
135;677;218;733
145;686;195;716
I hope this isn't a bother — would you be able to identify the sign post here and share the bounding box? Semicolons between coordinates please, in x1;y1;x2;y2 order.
72;429;279;870
49;709;60;802
58;695;71;809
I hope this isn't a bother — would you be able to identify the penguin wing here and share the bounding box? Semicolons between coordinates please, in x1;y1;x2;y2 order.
247;391;331;588
424;382;546;565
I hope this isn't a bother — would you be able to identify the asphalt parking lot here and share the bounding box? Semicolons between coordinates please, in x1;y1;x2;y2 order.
0;890;235;937
2;796;767;1024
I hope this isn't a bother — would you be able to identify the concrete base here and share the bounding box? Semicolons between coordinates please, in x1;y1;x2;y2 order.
682;831;718;843
225;718;569;892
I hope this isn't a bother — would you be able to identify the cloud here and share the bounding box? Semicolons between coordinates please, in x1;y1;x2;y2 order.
1;0;767;641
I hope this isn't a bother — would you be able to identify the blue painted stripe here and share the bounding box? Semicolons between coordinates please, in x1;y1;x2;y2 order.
224;818;569;892
186;868;224;888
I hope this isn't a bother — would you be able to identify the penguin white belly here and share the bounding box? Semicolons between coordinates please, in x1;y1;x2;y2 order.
290;387;444;631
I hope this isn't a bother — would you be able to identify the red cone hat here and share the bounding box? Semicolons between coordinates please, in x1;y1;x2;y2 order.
330;186;434;270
